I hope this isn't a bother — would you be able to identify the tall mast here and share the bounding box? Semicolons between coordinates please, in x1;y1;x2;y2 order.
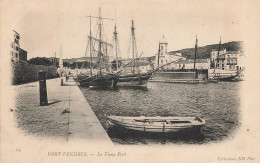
217;36;221;69
98;7;102;74
86;8;113;75
131;20;135;60
113;23;119;70
89;14;92;76
193;35;198;79
193;35;198;70
131;20;135;73
157;43;160;68
130;20;139;73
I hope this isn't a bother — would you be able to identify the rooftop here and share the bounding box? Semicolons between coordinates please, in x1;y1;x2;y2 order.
217;51;240;59
224;51;240;54
176;59;209;64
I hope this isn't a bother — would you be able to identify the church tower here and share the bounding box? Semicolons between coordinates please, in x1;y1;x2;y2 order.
159;35;168;56
155;36;169;68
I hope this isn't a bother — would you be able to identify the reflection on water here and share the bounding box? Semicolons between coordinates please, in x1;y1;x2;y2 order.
79;82;241;145
88;85;149;91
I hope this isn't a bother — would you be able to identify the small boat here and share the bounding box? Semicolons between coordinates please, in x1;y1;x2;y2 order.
106;116;205;133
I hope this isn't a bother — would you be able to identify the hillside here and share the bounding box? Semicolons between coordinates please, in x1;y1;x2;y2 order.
168;41;244;59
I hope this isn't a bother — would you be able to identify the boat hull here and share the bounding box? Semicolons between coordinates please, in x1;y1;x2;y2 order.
208;69;238;82
118;73;152;86
106;116;205;133
217;75;237;82
77;74;118;87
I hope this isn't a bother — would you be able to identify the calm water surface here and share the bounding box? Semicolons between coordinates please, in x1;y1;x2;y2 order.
79;82;241;145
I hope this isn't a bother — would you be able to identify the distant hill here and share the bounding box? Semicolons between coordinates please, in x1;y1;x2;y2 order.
168;41;244;59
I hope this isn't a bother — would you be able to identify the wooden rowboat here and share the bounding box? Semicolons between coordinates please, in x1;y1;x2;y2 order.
106;116;205;133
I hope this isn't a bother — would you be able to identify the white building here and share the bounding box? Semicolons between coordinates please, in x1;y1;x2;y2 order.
10;30;27;62
210;49;244;70
154;36;185;68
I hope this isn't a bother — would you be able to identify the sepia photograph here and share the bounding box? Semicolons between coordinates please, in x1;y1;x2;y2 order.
1;0;259;162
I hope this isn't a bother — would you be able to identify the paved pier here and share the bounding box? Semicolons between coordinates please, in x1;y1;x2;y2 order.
13;77;112;144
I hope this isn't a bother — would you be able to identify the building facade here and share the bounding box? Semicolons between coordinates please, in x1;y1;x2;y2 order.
162;59;210;70
177;59;209;69
11;30;27;62
210;49;244;70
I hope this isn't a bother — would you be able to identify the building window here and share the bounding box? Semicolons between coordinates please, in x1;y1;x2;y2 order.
229;65;232;69
161;60;163;64
15;53;18;58
161;46;163;50
166;60;167;63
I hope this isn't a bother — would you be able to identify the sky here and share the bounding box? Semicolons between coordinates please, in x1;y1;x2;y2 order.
2;0;247;59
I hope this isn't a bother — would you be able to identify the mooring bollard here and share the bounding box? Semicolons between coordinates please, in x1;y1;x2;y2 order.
61;78;64;86
39;71;48;106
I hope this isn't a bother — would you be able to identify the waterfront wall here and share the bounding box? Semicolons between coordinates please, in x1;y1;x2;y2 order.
152;69;208;80
11;62;58;84
153;72;196;79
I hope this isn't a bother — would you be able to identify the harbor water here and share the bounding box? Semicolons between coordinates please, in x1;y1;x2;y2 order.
79;82;241;145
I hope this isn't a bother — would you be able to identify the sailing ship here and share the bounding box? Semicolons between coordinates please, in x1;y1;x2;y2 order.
77;8;118;87
116;20;152;86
